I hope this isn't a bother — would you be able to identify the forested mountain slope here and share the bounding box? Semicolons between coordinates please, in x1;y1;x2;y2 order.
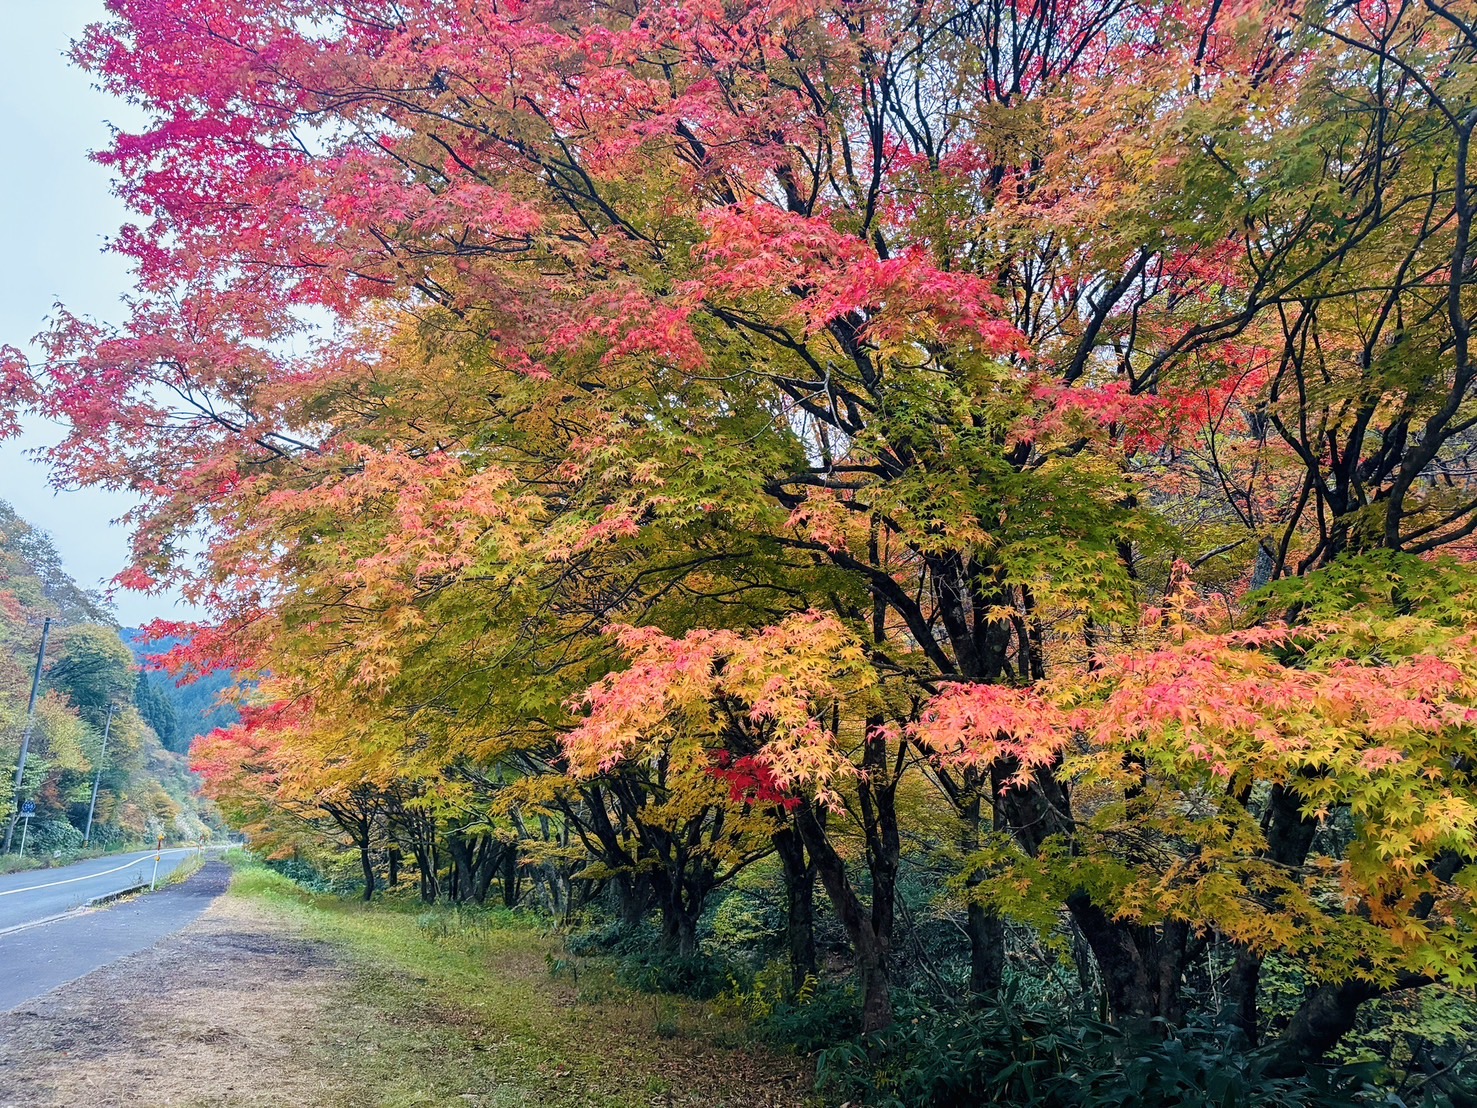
123;630;240;756
0;501;216;854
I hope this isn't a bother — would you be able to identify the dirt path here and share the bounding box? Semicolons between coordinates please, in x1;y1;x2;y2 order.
0;890;355;1107
0;869;817;1108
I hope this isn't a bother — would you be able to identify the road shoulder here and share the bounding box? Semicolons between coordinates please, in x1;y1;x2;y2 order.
0;884;353;1108
0;863;817;1107
0;859;223;1012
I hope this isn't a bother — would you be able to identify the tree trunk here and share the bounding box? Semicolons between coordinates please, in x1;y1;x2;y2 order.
774;825;818;993
468;841;497;904
932;767;1006;999
411;842;438;903
322;795;381;905
387;846;400;887
964;787;1004;997
447;835;500;904
386;790;439;904
501;842;520;908
795;803;894;1033
1066;892;1156;1027
995;772;1167;1027
856;933;892;1034
1222;779;1323;1039
967;903;1005;998
1274;980;1381;1071
610;872;649;930
415;840;438;903
653;873;704;956
448;835;471;902
359;839;375;903
1152;920;1190;1026
1228;946;1261;1044
856;720;901;1032
661;904;700;956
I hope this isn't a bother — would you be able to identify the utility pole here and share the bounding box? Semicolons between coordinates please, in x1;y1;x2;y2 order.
4;617;51;855
83;702;115;847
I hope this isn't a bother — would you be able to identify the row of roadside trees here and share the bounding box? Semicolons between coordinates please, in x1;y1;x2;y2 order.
10;0;1477;1096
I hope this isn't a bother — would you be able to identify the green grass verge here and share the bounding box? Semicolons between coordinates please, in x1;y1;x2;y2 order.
225;855;815;1107
160;849;206;887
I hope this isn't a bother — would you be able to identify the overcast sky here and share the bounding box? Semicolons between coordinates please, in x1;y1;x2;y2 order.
0;0;193;627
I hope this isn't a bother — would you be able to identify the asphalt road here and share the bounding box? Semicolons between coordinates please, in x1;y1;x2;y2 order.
0;860;229;1012
0;848;200;932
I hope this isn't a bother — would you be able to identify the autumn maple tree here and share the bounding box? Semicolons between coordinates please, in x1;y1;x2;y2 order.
7;0;1477;1083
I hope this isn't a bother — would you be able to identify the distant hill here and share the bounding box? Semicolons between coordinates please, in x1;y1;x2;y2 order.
0;501;113;627
0;500;219;850
122;631;242;756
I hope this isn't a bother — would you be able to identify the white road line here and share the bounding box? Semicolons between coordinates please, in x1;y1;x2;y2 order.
0;908;90;937
0;848;199;898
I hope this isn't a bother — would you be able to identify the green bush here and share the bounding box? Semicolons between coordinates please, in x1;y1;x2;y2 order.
416;904;531;944
566;917;653;957
816;995;1065;1107
615;949;745;1001
83;823;130;851
815;999;1377;1108
1062;1022;1374;1108
27;818;84;855
706;859;788;957
752;980;860;1054
265;855;341;893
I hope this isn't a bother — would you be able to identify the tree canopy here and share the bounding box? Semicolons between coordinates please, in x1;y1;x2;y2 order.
8;0;1477;1096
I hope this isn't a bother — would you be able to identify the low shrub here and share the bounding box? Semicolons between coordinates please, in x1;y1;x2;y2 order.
815;998;1378;1108
82;824;130;851
565;917;654;957
816;995;1065;1107
26;817;84;855
751;979;860;1055
416;904;532;944
1062;1022;1375;1108
564;915;746;998
615;949;745;1001
715;964;861;1054
226;855;317;903
264;855;341;893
